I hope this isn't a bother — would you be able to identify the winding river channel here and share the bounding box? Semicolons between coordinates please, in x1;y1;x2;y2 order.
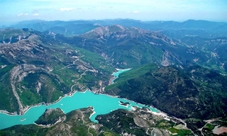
0;69;159;130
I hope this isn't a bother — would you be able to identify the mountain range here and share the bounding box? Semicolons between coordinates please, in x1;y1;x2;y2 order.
0;19;227;135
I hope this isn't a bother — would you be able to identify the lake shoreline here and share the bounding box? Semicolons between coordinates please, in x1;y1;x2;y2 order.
0;68;128;116
0;68;161;130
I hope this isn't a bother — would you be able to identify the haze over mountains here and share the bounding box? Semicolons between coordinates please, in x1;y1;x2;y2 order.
0;19;227;135
9;19;227;38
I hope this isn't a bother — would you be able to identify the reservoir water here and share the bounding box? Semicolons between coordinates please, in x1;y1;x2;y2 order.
111;68;131;83
0;69;159;130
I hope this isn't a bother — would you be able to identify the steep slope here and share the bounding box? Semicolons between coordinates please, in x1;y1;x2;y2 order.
2;20;227;135
54;25;227;74
181;36;227;73
1;25;226;115
58;25;204;69
106;64;227;120
0;28;113;114
0;107;104;136
0;107;193;136
10;20;227;73
80;25;172;67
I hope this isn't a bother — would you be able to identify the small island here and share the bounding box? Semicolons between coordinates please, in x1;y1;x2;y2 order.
119;101;130;106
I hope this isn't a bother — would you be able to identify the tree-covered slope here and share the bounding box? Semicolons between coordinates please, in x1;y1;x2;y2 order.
57;25;200;68
106;64;227;120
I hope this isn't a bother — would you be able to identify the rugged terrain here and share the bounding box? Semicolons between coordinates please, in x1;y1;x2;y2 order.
0;28;113;114
0;107;194;136
0;19;227;135
106;64;227;135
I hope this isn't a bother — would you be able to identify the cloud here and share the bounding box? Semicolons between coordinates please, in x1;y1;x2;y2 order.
1;0;226;23
59;8;74;11
17;13;29;16
17;13;23;16
33;13;39;16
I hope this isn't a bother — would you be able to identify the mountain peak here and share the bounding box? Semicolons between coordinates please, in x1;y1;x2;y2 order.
85;25;125;36
82;25;153;40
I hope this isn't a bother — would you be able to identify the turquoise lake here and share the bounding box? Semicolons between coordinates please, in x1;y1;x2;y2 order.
0;69;159;130
111;68;131;83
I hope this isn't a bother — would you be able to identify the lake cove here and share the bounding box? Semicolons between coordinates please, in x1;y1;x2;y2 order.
0;69;159;130
111;68;131;83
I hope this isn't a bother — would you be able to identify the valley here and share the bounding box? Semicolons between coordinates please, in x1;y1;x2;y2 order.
0;19;227;135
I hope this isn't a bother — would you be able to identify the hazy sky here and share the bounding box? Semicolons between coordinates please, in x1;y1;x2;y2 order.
0;0;227;25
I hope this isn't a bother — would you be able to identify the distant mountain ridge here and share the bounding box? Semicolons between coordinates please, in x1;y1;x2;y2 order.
11;20;100;36
11;19;227;38
5;22;227;72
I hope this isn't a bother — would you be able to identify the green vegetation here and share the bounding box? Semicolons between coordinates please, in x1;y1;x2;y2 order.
18;72;66;105
20;89;42;106
96;109;193;136
0;74;19;112
106;63;158;90
35;108;65;125
96;110;152;135
0;29;114;112
75;46;114;73
0;125;48;136
106;64;227;122
0;58;18;111
101;131;119;136
204;123;215;130
0;107;192;136
1;21;227;135
168;127;192;136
